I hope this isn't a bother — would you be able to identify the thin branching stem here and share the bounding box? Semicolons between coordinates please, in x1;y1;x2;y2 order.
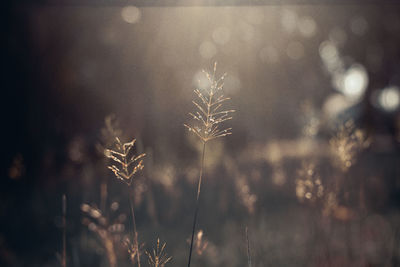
105;134;145;267
187;141;206;267
100;181;107;215
184;63;234;143
185;63;233;267
146;239;172;267
129;189;141;267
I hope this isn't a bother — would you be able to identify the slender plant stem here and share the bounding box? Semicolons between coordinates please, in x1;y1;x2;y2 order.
246;227;252;267
129;190;141;267
62;194;67;267
100;181;107;214
188;142;206;267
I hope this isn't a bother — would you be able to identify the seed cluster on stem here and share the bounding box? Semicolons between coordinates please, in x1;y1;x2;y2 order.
105;136;146;266
185;62;235;267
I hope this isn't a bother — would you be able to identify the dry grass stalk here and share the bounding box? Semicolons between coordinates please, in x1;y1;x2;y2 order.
100;182;108;216
97;115;122;214
105;137;145;186
105;136;146;267
145;239;172;267
128;193;141;267
185;62;234;267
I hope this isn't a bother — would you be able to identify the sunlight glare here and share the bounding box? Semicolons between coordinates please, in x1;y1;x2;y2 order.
341;64;368;101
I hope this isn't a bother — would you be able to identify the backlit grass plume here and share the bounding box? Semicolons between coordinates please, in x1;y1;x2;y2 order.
105;136;146;267
105;137;146;186
145;239;172;267
184;62;235;143
184;62;234;267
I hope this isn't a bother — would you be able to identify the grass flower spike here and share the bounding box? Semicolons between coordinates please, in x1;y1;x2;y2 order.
185;62;234;267
105;137;146;185
145;239;172;267
184;62;235;143
105;135;146;267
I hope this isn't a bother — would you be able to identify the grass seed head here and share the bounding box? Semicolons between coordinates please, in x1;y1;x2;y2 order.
145;238;172;267
184;62;235;143
105;137;146;185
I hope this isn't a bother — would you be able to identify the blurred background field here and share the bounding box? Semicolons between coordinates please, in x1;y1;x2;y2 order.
3;3;400;267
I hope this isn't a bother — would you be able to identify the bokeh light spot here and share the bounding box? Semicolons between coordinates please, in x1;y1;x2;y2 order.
350;16;368;36
121;6;141;24
193;70;211;90
281;9;298;34
342;64;368;101
378;86;400;112
319;40;343;72
298;16;317;38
